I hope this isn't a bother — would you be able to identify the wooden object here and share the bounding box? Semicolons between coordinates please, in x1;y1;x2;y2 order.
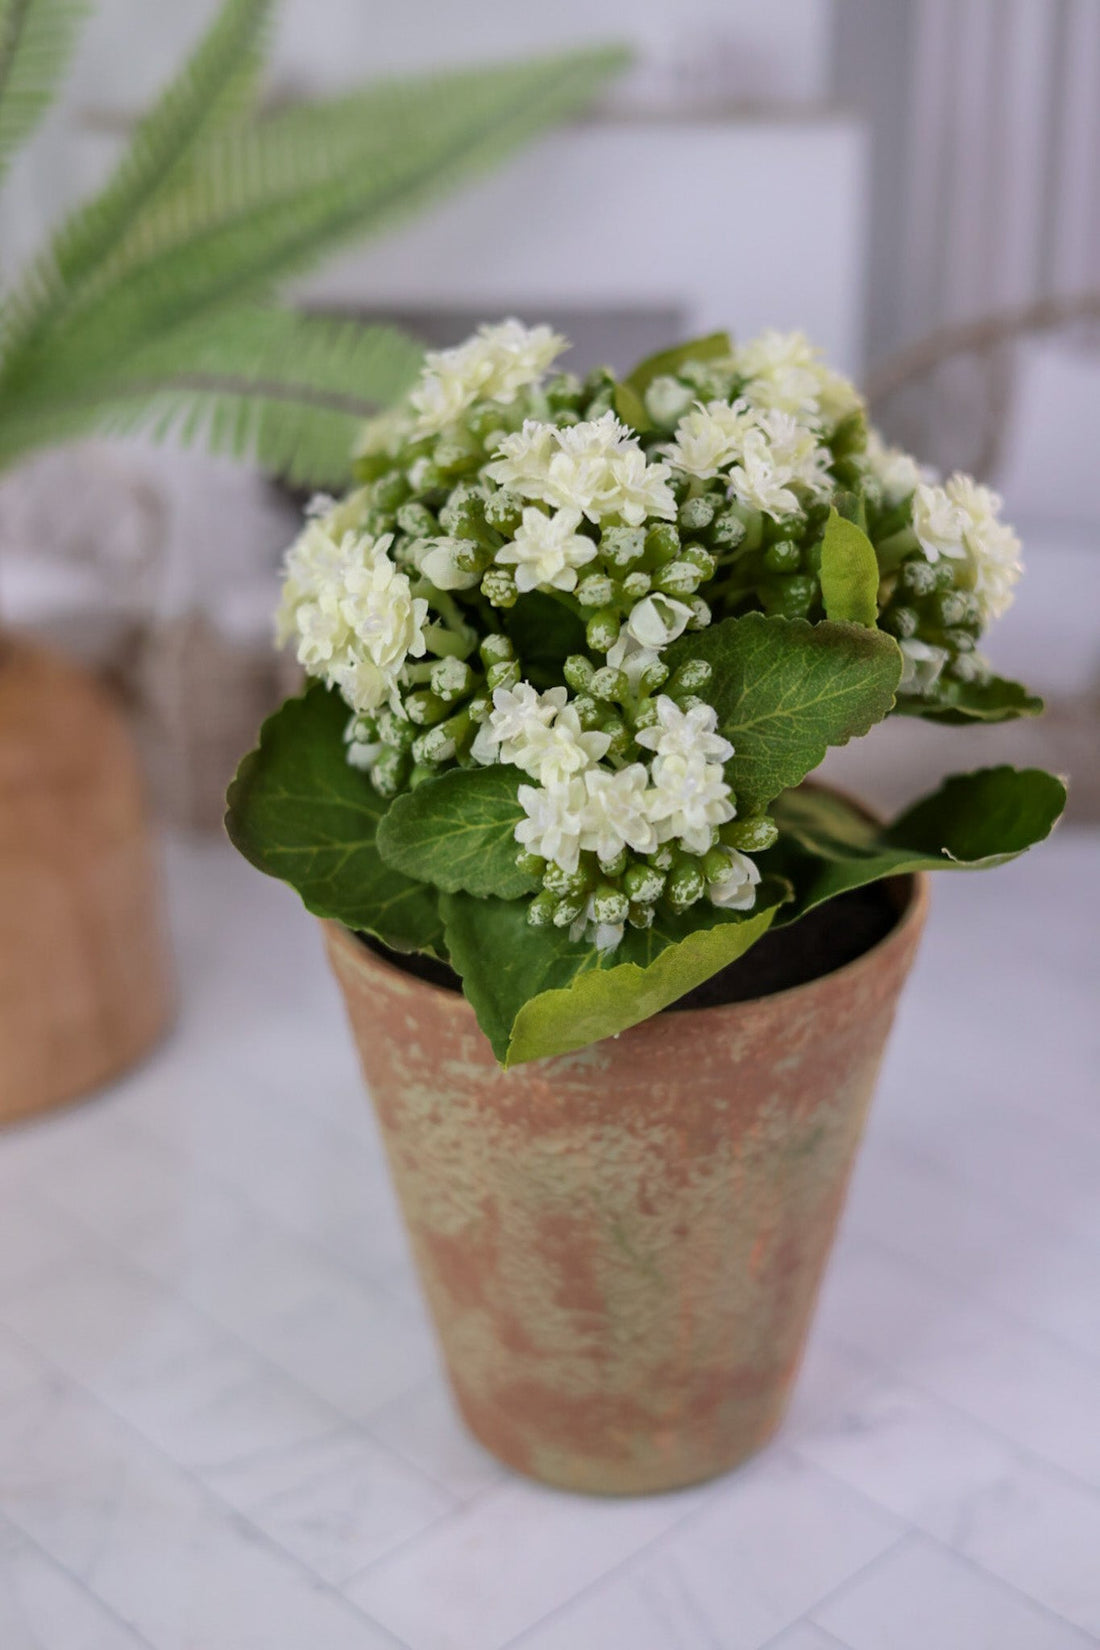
0;637;174;1123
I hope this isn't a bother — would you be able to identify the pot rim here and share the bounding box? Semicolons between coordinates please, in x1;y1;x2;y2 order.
329;868;929;1027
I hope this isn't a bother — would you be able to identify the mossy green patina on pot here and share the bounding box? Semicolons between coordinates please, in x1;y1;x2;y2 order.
324;874;927;1496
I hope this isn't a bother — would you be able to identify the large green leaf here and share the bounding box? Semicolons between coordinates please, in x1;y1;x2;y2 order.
767;767;1066;920
225;683;444;954
895;674;1044;724
376;765;537;899
819;506;879;626
443;881;786;1066
622;330;733;398
0;0;87;184
669;613;902;814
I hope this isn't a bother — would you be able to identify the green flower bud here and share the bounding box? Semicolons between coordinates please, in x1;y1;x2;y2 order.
947;650;984;683
644;374;695;427
651;844;675;871
553;894;586;927
591;665;628;702
346;713;378;746
670;658;712;695
624;863;665;903
563;654;595;692
408;762;437;790
678;493;717;532
599;717;631;761
883;605;919;639
467;692;491;723
591;882;630;925
760;575;816;619
710;510;747;551
601;526;646;569
371;746;410;796
722;816;778;852
898;557;939;597
621;570;652;600
545;371;583;409
430;656;475;702
479;633;514;666
764;538;802;574
515;849;546;878
434;440;478;477
639;658;670;694
945;628;976;653
627;901;655;929
396;501;439;537
654;559;703;597
576;572;616;609
633;696;659;729
376;706;416;750
572;694;603;729
543;863;589;898
527;890;558;927
935;590;980;629
931;561;958;593
586;607;621;652
372;470;410;512
645;522;681;565
405;689;448;726
597;848;629;879
485;658;520;691
687;595;712;629
703;845;738;884
680;543;717;578
483;488;524;534
482;566;518;608
667;859;706;907
408;457;445;494
439;482;486;537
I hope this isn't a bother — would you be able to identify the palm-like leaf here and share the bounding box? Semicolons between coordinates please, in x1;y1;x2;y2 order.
0;0;87;185
0;306;423;483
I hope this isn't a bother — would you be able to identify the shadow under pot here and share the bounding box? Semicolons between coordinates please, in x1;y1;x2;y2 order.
323;868;927;1496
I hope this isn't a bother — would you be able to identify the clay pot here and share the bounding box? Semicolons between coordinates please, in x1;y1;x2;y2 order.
324;871;927;1495
0;636;174;1124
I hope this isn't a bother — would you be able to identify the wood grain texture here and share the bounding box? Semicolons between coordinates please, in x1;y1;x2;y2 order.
0;637;174;1123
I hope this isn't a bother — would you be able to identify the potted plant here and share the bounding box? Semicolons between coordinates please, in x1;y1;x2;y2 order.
0;0;622;1121
227;321;1066;1495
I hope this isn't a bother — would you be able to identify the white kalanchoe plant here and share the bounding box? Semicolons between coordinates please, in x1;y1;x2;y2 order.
229;322;1066;1066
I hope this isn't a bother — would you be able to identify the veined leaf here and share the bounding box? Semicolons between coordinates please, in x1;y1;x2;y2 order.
377;765;537;900
623;331;733;398
767;767;1067;920
225;682;444;954
669;612;902;815
819;506;879;627
0;0;87;183
895;674;1044;724
443;880;786;1067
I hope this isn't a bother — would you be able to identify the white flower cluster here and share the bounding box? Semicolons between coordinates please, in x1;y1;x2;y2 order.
411;318;566;435
487;411;677;527
470;683;757;949
276;523;428;713
912;475;1023;622
663;399;833;518
731;329;862;428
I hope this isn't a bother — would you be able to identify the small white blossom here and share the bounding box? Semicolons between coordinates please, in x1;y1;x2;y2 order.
515;779;586;875
635;695;733;765
520;705;611;788
706;847;761;910
911;481;968;564
470;683;566;766
606;592;694;685
410;319;566;434
579;764;658;862
497;506;597;593
487;411;676;525
647;751;735;855
944;474;1023;622
734;329;861;427
644;374;695;427
663;399;756;478
864;429;935;506
898;638;949;696
725;411;832;519
419;537;482;590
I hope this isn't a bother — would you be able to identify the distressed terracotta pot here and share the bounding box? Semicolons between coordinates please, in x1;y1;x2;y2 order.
0;636;174;1124
324;872;927;1496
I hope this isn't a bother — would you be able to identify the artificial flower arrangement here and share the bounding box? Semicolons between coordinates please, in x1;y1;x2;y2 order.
227;320;1066;1067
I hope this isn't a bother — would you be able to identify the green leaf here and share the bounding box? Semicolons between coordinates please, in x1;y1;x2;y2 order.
766;767;1067;920
819;506;879;627
622;330;733;398
376;765;537;899
443;881;786;1066
0;0;87;184
612;378;650;433
225;683;444;954
669;612;902;814
895;674;1044;724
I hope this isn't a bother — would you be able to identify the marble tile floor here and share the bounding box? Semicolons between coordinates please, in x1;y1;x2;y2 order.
0;830;1096;1650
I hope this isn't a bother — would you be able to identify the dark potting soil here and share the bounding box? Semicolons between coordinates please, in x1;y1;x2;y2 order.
357;880;903;1010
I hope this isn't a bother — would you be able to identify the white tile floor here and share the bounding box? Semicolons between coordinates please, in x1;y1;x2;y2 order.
0;830;1097;1650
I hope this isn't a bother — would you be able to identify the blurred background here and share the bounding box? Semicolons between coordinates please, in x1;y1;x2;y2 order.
1;0;1097;826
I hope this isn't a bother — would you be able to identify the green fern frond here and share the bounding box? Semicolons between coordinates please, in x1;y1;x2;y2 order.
0;0;88;184
1;44;627;393
2;0;274;358
0;307;423;485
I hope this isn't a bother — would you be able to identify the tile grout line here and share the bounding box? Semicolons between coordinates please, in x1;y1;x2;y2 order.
790;1449;1100;1643
0;1507;157;1650
0;1318;416;1650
